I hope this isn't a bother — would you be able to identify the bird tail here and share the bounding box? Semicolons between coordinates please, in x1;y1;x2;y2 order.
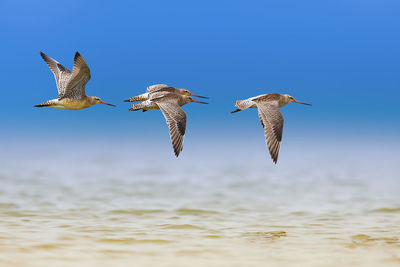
231;99;247;113
34;100;56;107
128;103;146;111
232;99;255;113
124;93;148;102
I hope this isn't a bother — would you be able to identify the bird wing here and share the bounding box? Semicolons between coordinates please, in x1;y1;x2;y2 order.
153;96;187;157
62;52;91;99
40;52;72;96
255;102;284;163
146;84;169;93
258;112;265;128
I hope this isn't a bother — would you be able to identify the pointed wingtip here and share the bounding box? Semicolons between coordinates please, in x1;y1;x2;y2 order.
74;51;82;61
174;147;182;157
40;51;47;60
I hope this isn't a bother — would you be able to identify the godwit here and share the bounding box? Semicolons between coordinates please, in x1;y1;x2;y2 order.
231;93;311;163
35;52;115;110
123;84;208;102
129;92;208;157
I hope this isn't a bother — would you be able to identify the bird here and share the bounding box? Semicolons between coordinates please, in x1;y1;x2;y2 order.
35;51;115;110
231;93;311;163
123;84;208;102
128;91;208;157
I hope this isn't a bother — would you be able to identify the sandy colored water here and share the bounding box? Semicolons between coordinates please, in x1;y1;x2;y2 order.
0;141;399;267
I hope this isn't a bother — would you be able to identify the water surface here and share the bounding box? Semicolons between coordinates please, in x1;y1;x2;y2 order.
0;142;399;266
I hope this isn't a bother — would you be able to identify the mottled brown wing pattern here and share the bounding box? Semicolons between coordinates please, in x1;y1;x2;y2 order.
153;95;187;157
252;93;281;103
62;52;91;99
258;112;265;128
40;52;72;96
255;102;284;163
146;84;169;93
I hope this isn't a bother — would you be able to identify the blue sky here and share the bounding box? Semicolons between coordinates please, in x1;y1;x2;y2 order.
0;0;399;144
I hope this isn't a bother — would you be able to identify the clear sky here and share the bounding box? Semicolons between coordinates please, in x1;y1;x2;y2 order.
0;0;399;144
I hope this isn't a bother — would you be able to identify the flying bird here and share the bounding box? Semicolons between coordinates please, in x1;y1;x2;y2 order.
35;52;115;110
129;91;208;157
124;84;208;102
231;93;311;163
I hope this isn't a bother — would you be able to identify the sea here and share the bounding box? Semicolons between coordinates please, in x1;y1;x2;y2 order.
0;138;399;266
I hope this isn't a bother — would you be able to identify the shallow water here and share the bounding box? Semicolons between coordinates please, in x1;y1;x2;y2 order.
0;141;399;266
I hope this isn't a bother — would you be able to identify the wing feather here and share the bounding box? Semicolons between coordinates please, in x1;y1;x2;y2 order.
146;84;169;93
154;97;187;157
256;103;284;163
62;52;91;99
40;52;72;96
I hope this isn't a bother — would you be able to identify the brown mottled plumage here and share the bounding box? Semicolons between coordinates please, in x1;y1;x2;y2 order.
124;84;208;103
35;52;115;110
129;92;208;157
231;93;311;163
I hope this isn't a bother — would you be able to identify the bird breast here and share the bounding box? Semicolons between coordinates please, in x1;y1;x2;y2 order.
59;99;92;110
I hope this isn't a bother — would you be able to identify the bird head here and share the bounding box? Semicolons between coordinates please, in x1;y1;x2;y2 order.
285;95;312;106
185;96;208;105
90;96;116;107
178;88;209;99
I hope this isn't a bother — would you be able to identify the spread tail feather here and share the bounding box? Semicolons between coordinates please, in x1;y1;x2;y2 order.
124;98;135;102
34;100;56;107
34;103;49;107
129;103;146;111
232;99;255;112
124;94;148;102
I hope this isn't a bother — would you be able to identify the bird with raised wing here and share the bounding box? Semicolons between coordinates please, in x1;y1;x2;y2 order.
35;52;115;110
124;84;208;103
129;91;208;157
231;93;311;163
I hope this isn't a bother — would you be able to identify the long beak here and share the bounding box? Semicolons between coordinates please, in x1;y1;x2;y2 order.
101;101;116;107
192;99;208;104
294;99;312;106
190;93;209;99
